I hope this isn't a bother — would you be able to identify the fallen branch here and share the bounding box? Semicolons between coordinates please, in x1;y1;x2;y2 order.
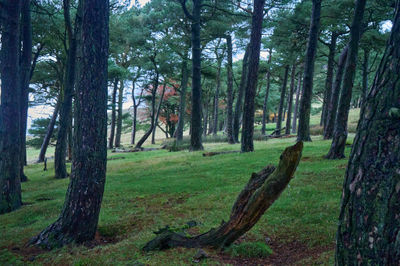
111;147;163;153
202;151;241;157
143;142;303;251
270;127;286;136
267;134;297;139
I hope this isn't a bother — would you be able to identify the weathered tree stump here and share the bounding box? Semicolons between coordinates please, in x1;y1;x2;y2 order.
143;142;303;251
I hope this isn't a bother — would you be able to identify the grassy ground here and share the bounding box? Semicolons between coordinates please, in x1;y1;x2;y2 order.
1;110;360;265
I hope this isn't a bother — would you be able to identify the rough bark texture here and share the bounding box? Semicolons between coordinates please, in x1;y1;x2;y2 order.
326;0;366;159
233;45;250;143
360;48;369;108
297;0;321;142
109;79;118;149
226;34;235;144
324;46;349;139
19;0;33;182
144;142;303;251
176;52;189;142
285;64;296;135
291;70;302;134
30;0;109;248
336;3;400;263
54;0;79;179
277;65;289;134
321;32;338;129
115;80;124;147
261;49;272;136
241;0;265;152
0;0;22;214
38;101;60;163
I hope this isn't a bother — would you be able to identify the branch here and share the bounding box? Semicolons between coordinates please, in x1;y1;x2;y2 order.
179;0;194;20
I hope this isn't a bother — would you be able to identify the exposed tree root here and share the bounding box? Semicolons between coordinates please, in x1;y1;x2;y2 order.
143;142;303;251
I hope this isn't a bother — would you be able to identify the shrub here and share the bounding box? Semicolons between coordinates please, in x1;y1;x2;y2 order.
226;242;273;258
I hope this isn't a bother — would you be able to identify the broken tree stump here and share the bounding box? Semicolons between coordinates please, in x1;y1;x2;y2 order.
143;142;303;251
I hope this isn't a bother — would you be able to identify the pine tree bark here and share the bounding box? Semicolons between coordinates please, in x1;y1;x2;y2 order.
326;0;366;159
109;79;118;148
19;0;33;182
323;46;348;139
143;142;303;251
285;63;296;135
233;45;250;143
0;0;23;214
38;101;60;163
276;65;290;134
261;49;272;136
176;51;189;142
297;0;322;142
54;0;79;179
226;34;235;144
115;80;124;147
30;0;109;248
360;47;369;108
241;0;265;152
291;71;302;134
212;45;224;136
321;32;338;129
336;3;400;263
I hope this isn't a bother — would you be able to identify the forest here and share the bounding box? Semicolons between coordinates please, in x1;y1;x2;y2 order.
0;0;399;265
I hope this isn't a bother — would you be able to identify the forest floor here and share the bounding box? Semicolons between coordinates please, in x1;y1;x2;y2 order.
0;110;360;265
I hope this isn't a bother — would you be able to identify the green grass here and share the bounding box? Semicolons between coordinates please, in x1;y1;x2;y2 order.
0;135;352;265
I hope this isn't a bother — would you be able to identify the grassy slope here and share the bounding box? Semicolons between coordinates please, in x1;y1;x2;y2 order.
0;110;359;265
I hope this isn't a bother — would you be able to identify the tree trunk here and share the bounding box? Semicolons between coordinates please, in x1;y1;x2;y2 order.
115;80;124;147
321;32;338;129
360;47;369;108
326;0;366;160
67;114;73;161
203;99;208;137
152;83;166;144
109;79;118;148
30;0;109;248
212;49;223;136
291;71;302;134
38;101;60;163
189;0;203;151
323;46;349;139
297;0;322;142
143;141;303;251
233;45;250;143
285;63;296;135
336;3;400;263
176;52;189;142
261;49;272;136
0;0;22;214
226;34;235;144
19;0;33;182
241;0;265;152
54;0;79;179
276;65;289;134
131;82;140;145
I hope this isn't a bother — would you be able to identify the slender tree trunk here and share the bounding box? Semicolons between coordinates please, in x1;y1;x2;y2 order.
67;114;73;161
326;0;366;159
131;82;140;145
276;65;290;134
115;80;124;147
241;0;265;152
30;0;109;248
203;100;208;137
336;4;400;262
152;83;166;144
323;46;349;139
109;79;118;148
55;0;79;179
176;52;189;142
188;0;203;151
226;34;235;144
233;45;250;143
360;48;369;107
38;101;60;163
19;0;33;182
0;0;22;214
292;70;302;134
297;0;322;142
285;63;296;135
321;32;338;129
212;54;223;135
261;49;272;136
